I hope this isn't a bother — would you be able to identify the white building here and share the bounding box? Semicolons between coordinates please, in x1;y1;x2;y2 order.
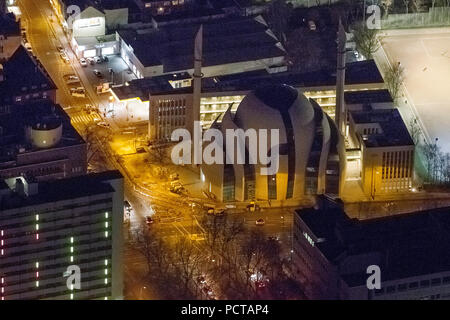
201;84;346;202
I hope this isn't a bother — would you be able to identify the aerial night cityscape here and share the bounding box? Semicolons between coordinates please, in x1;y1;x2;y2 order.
2;0;450;312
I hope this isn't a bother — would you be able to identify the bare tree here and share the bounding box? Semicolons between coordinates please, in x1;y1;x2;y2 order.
384;61;404;103
381;0;393;16
352;22;381;59
403;0;410;13
408;118;422;146
411;0;427;12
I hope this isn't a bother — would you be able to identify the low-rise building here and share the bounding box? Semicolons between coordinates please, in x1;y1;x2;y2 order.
116;15;286;79
0;12;20;62
347;95;415;197
293;195;450;300
0;171;124;300
0;100;87;181
0;45;57;105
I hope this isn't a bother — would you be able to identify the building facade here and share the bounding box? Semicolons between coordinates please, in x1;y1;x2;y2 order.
200;85;346;202
293;196;450;300
0;171;124;300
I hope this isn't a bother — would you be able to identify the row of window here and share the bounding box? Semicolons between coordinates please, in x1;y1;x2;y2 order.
375;276;450;296
381;150;413;180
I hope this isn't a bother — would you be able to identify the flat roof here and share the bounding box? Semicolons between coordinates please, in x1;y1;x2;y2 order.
0;46;57;104
344;89;393;105
114;59;384;98
350;108;414;147
297;196;450;286
0;170;122;211
117;16;285;72
0;13;20;37
0;100;85;163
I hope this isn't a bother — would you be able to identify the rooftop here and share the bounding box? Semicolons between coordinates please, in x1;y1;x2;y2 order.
0;46;56;103
0;12;19;37
112;59;384;99
344;89;393;105
0;170;122;211
117;15;285;72
0;100;85;163
297;196;450;286
350;108;414;148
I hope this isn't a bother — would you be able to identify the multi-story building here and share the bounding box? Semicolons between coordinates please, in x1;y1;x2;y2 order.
0;12;20;62
110;59;384;144
0;45;57;105
346;91;415;198
116;15;286;79
0;99;87;181
0;170;124;300
133;0;192;17
293;195;450;300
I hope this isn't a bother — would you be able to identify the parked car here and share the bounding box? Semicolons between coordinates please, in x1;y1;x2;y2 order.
64;74;80;84
96;121;110;128
145;216;154;225
94;56;102;64
80;58;87;67
56;46;64;54
308;20;317;31
255;218;265;226
93;69;103;78
70;87;85;98
196;276;206;285
86;57;95;65
24;42;32;52
102;55;109;62
60;51;70;63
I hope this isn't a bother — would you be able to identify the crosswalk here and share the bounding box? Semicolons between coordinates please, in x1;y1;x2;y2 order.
70;112;100;125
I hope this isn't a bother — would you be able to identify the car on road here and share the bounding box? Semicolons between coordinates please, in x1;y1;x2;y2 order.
308;20;317;31
80;58;87;67
64;74;80;84
93;69;103;78
255;218;265;226
56;46;64;54
69;87;85;98
102;55;109;62
124;200;132;211
94;56;102;64
247;201;261;212
24;42;32;52
60;51;70;63
96;121;110;128
145;216;154;225
196;276;206;285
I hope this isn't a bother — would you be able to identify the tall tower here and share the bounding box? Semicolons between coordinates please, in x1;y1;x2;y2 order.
192;25;203;123
335;18;347;136
192;25;203;165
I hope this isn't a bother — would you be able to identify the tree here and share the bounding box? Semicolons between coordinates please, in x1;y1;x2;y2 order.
403;0;410;14
383;61;404;103
411;0;427;12
408;118;422;146
352;22;381;59
381;0;393;16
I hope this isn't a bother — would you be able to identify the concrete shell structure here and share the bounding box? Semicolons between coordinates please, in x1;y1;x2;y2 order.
201;84;346;202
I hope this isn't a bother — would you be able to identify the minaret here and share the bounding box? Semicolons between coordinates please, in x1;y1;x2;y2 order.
192;25;203;165
192;25;203;124
335;18;347;136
